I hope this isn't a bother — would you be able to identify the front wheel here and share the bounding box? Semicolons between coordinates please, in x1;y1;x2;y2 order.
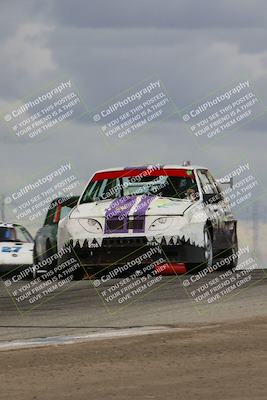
221;227;238;270
187;226;213;272
204;226;213;268
57;245;85;280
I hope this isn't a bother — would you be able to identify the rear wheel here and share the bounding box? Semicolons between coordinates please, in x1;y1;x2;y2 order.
32;243;39;278
33;240;58;279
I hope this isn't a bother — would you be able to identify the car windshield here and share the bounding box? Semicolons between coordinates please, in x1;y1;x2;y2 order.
80;169;198;203
0;227;16;242
0;226;33;243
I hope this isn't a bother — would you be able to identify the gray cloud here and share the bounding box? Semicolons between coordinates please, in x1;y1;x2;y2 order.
48;0;266;29
0;0;267;237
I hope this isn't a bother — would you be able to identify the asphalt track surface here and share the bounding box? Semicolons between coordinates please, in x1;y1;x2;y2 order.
1;268;267;344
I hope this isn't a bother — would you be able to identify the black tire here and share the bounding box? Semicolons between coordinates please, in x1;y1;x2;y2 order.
57;245;85;280
33;241;57;279
33;242;39;265
72;265;85;280
187;225;213;272
45;241;57;268
221;226;238;270
203;226;213;269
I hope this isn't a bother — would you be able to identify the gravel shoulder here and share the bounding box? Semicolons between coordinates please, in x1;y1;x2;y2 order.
1;317;267;400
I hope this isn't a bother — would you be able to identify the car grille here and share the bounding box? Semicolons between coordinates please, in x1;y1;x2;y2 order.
106;219;124;231
128;218;144;230
106;218;144;232
102;237;147;247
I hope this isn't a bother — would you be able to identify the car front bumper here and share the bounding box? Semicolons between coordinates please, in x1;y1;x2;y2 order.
70;236;205;268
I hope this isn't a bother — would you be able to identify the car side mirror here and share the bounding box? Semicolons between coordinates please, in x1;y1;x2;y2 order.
216;177;233;189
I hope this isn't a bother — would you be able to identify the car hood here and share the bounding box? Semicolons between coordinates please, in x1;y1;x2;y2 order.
71;195;193;218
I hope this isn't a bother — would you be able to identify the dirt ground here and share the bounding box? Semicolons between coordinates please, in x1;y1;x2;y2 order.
1;317;267;400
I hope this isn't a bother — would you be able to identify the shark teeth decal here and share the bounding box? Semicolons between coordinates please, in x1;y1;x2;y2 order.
74;238;103;248
147;235;182;246
78;239;84;247
147;232;204;248
68;223;205;250
72;234;202;248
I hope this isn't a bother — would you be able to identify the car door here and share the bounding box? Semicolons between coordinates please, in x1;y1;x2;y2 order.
197;169;224;250
207;172;236;249
34;204;57;261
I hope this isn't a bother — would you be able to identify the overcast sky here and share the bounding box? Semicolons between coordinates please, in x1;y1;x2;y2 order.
0;0;267;239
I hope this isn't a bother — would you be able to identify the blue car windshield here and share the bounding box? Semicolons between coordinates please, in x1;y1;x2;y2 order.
0;226;33;243
0;227;16;242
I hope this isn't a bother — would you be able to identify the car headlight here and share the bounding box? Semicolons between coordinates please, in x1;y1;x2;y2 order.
149;217;170;231
78;218;103;233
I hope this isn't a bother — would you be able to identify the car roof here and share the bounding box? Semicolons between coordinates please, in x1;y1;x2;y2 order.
0;222;24;228
0;222;15;228
49;196;79;207
93;164;208;174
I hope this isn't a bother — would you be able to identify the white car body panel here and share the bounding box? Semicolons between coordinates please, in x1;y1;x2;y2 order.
0;223;34;270
0;242;33;266
57;164;237;269
58;196;207;251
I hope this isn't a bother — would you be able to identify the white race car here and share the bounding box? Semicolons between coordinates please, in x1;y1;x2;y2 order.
57;164;238;279
0;223;34;275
